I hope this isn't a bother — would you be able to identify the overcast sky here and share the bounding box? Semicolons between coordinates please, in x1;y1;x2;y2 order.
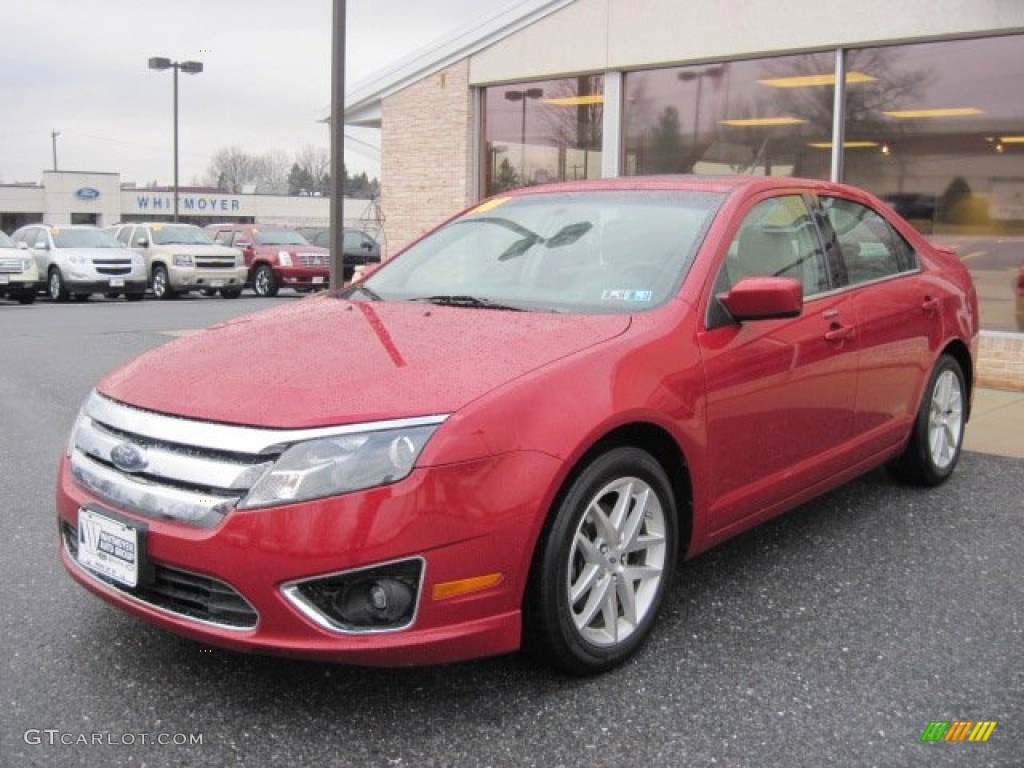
0;0;518;186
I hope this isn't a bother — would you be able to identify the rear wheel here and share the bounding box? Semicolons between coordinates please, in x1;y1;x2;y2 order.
888;354;966;486
526;446;678;675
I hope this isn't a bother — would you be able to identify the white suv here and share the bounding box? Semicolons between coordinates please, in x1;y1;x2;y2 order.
12;224;146;302
111;222;247;299
0;229;39;304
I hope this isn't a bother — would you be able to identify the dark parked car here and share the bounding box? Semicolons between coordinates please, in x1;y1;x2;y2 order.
59;176;978;674
297;227;381;281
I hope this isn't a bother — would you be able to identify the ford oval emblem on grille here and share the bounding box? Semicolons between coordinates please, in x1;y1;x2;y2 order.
111;442;148;473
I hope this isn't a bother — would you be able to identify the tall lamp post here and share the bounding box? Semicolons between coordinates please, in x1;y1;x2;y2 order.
504;88;543;183
148;56;204;222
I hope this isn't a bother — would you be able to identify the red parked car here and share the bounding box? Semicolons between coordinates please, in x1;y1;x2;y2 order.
205;223;330;296
59;177;978;674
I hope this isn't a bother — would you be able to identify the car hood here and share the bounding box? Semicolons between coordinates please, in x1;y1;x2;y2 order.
56;247;135;261
155;243;239;257
98;296;631;428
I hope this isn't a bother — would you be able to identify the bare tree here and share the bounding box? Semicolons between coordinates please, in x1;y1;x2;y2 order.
253;150;291;194
206;146;259;192
294;144;330;195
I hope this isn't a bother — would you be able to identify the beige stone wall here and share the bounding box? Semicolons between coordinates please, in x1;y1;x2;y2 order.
978;333;1024;392
380;60;474;258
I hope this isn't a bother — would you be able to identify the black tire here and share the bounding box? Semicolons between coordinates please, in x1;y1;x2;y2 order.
888;354;966;486
152;265;177;300
48;269;69;302
253;264;279;297
526;446;678;675
221;288;242;299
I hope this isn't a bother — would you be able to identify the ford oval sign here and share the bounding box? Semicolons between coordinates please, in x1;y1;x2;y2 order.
75;187;101;200
110;442;148;474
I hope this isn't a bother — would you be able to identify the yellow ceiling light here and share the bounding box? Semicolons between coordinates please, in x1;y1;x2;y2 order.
720;117;808;127
542;95;605;106
758;71;877;88
883;107;983;119
808;141;880;149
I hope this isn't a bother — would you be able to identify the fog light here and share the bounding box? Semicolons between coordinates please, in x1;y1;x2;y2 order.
283;558;423;633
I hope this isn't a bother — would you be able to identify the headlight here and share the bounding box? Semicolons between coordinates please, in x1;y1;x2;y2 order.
278;250;293;266
68;254;86;265
173;254;194;267
237;424;440;509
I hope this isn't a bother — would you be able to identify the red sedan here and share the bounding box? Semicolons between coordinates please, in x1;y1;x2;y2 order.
58;177;978;674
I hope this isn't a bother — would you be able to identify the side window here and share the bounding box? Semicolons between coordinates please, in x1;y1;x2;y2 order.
116;227;132;246
821;197;918;286
130;227;149;247
212;231;231;245
33;229;49;249
718;195;827;297
342;231;359;251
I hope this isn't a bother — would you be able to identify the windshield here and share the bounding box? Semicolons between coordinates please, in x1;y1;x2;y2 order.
151;224;215;246
254;230;310;246
52;228;123;249
0;231;14;248
347;190;722;314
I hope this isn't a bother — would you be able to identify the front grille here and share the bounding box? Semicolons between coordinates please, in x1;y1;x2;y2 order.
93;259;133;276
195;259;237;269
0;256;25;273
95;266;132;276
63;522;258;629
298;252;329;268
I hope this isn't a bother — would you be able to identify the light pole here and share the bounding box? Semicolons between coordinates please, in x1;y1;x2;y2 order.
148;56;204;222
504;88;543;183
51;130;60;171
677;66;724;172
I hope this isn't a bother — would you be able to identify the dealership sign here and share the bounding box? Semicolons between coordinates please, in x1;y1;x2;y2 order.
128;194;242;214
75;187;101;200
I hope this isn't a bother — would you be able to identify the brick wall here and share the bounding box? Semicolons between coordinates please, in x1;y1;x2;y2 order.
978;332;1024;392
380;61;474;258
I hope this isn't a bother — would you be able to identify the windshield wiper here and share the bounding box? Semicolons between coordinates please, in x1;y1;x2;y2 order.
410;295;524;311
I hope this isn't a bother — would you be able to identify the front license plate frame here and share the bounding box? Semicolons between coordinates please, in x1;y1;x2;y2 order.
77;507;141;587
108;277;125;288
312;276;325;284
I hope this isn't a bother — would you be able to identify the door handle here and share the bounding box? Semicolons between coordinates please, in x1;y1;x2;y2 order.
921;296;940;313
824;324;855;342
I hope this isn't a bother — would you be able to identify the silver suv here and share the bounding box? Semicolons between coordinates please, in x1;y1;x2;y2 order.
12;224;146;302
110;222;247;299
0;229;39;304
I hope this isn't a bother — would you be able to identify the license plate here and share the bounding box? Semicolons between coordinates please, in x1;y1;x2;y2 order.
109;277;125;288
77;508;139;587
313;276;325;284
210;280;225;288
0;275;8;285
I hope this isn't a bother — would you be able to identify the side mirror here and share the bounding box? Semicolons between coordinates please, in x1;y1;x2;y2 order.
236;240;252;248
136;238;149;248
719;276;803;321
16;241;28;250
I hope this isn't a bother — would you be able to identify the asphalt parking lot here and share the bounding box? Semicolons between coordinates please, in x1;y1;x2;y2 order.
2;294;1021;767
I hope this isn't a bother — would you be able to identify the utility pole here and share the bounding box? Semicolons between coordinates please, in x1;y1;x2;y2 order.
52;130;61;171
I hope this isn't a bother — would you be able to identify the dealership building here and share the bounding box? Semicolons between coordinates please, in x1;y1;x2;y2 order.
0;170;375;234
345;0;1024;383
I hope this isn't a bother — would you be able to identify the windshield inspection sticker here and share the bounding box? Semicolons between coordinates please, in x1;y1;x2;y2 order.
602;289;653;302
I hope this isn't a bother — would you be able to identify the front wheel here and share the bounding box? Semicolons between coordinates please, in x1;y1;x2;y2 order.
526;446;678;675
152;265;177;300
48;269;69;302
253;265;279;297
888;354;967;486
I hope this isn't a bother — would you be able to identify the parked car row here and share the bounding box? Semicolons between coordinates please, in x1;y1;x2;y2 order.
1;222;382;303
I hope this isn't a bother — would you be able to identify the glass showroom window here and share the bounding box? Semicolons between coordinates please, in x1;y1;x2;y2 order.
841;35;1024;333
623;52;835;179
482;75;603;196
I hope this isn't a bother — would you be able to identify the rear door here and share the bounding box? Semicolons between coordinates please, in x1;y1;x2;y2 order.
816;194;942;457
698;193;859;535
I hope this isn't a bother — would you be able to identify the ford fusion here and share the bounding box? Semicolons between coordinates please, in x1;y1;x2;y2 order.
58;177;978;674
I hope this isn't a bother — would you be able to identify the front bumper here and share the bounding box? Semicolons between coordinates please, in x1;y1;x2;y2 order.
67;278;147;295
170;266;248;291
57;449;560;666
275;266;331;289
